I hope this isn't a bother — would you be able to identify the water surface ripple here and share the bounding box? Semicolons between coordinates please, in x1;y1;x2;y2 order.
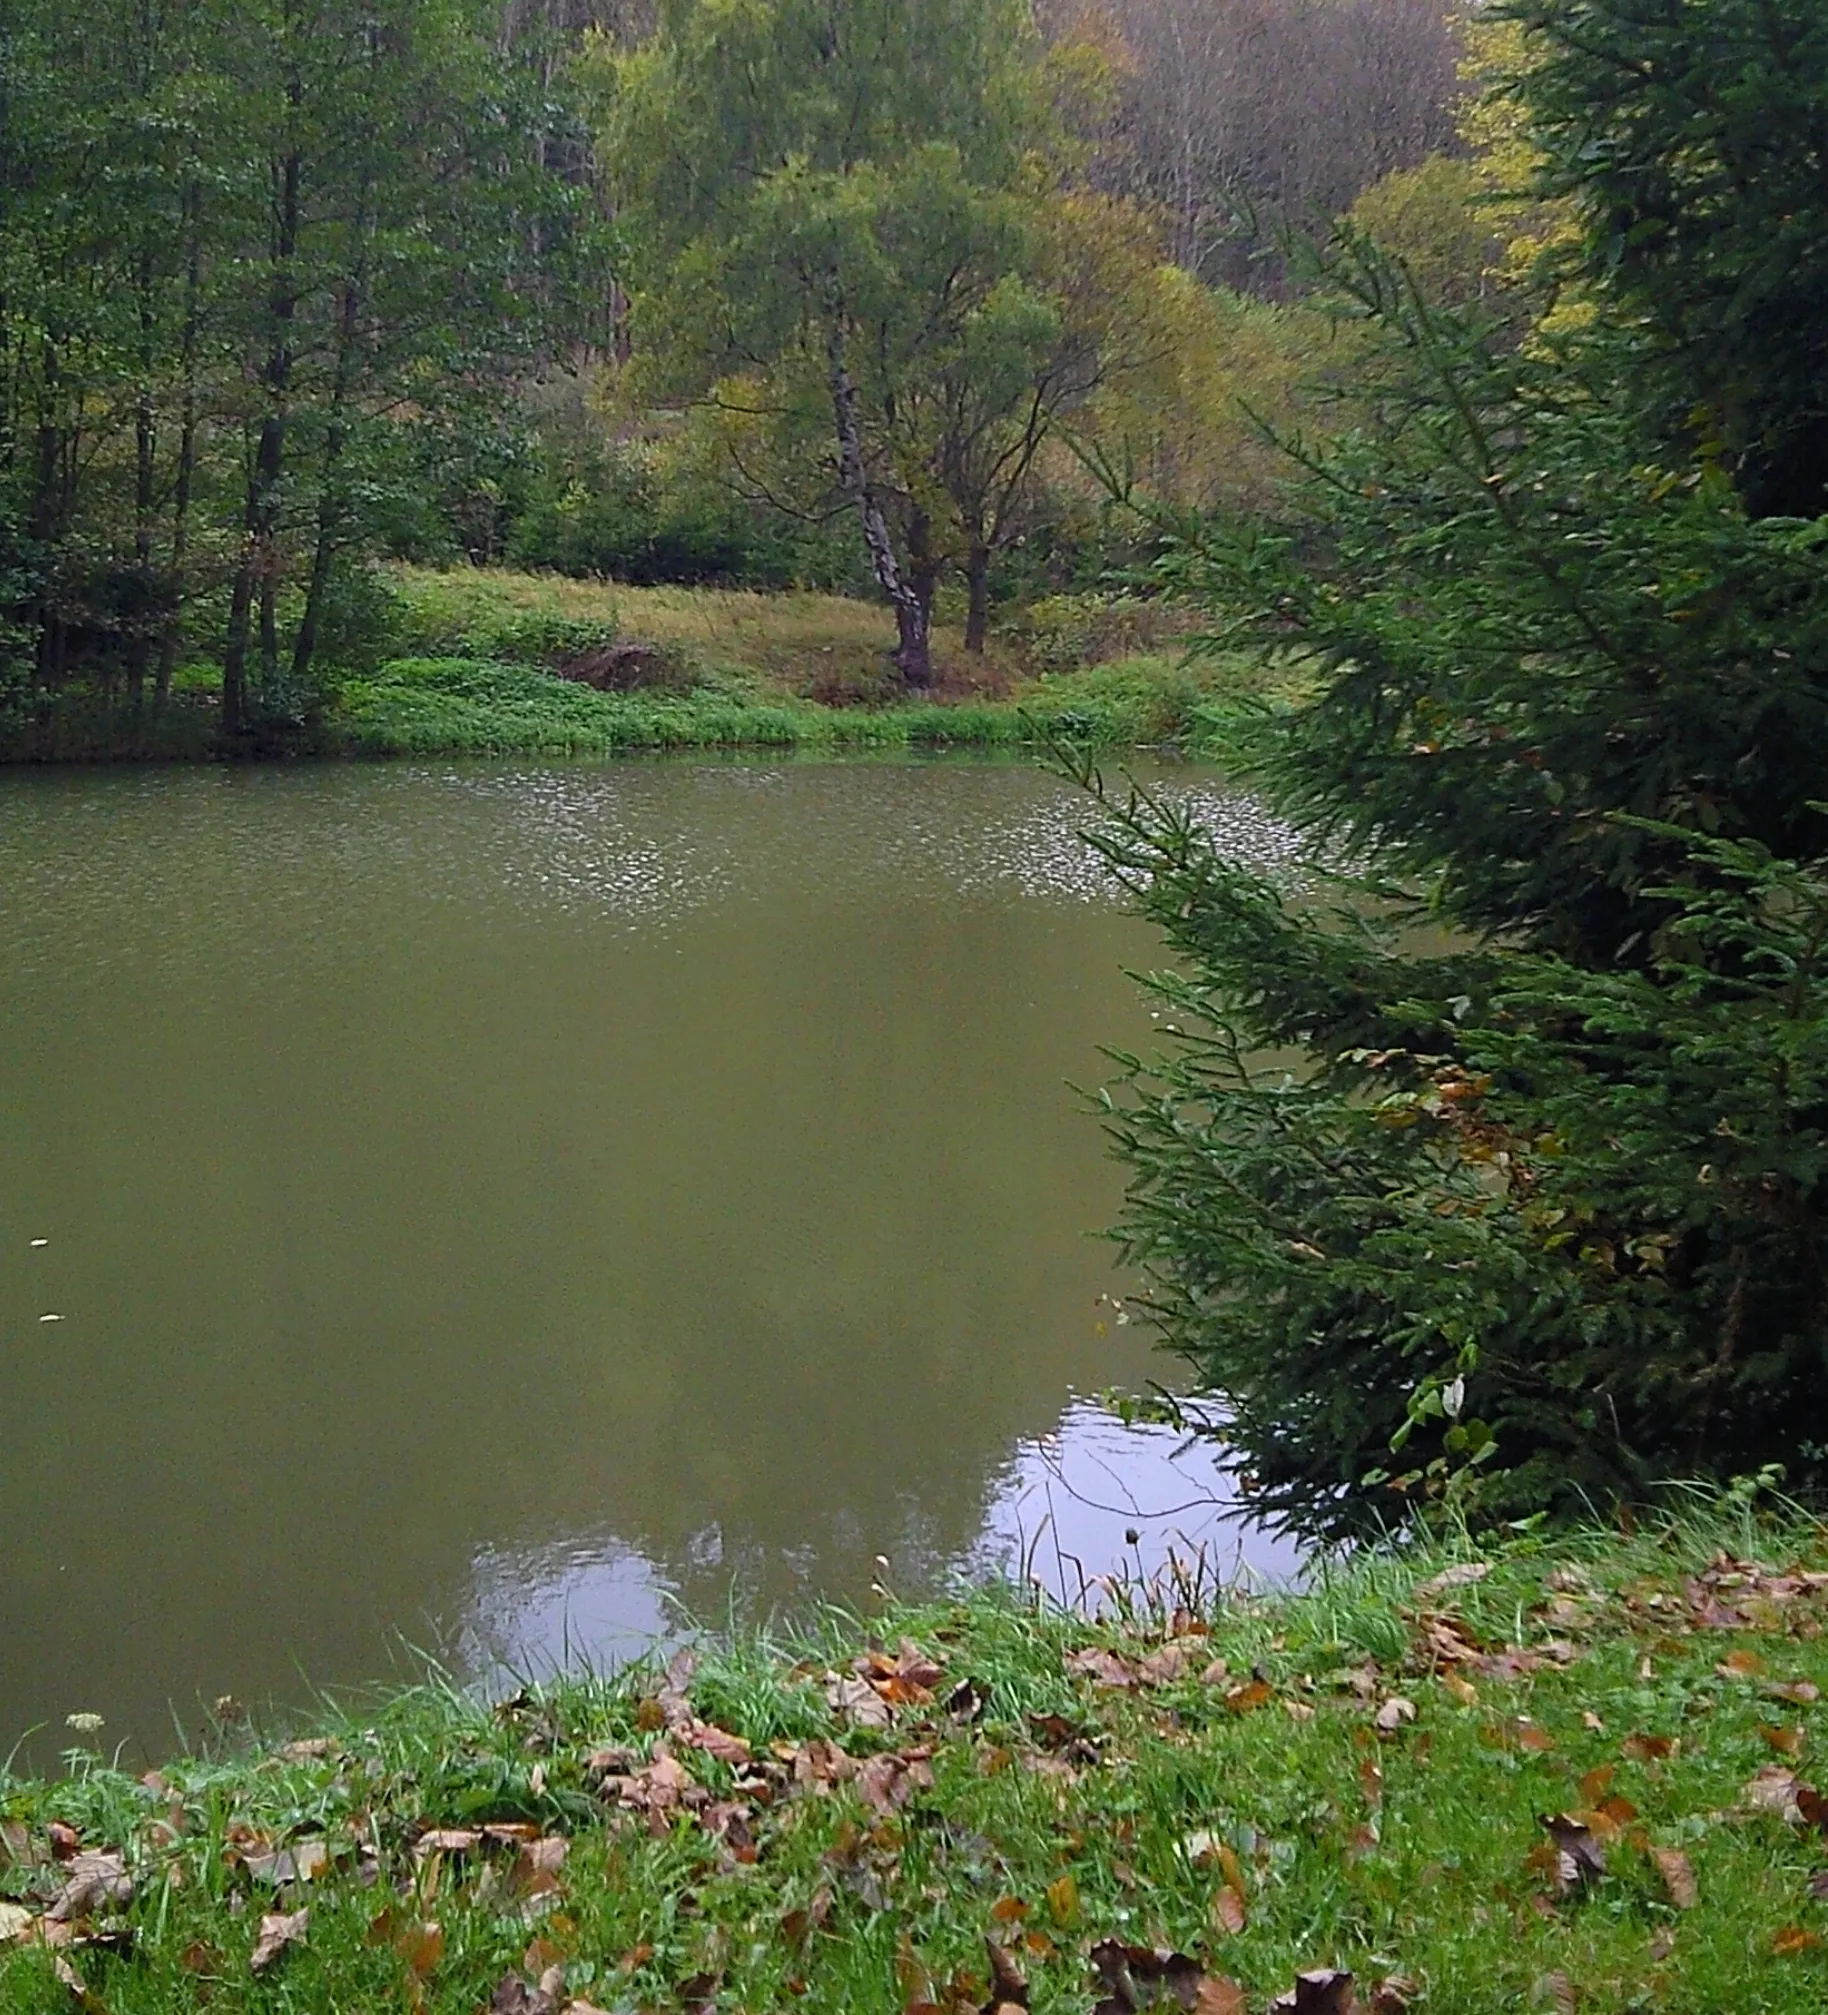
0;758;1297;1755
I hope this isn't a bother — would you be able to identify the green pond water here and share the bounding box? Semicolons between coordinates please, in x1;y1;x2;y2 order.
0;757;1300;1759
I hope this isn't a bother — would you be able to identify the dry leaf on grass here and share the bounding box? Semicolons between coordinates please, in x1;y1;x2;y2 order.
1651;1848;1698;1909
1137;1642;1204;1687
985;1935;1030;2011
1540;1813;1607;1895
826;1674;896;1728
1089;1938;1219;2013
1269;1969;1359;2013
1066;1648;1138;1691
489;1974;561;2015
47;1852;132;1922
249;1908;308;1975
1413;1562;1491;1603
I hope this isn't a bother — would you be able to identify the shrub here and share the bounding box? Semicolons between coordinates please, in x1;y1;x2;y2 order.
1003;592;1197;676
389;573;620;667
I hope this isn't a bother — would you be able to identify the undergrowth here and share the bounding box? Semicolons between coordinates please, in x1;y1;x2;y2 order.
335;654;1267;758
7;1502;1828;2011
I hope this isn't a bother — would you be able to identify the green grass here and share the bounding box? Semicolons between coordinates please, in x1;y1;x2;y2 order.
0;570;1302;763
336;652;1266;758
9;1501;1828;2011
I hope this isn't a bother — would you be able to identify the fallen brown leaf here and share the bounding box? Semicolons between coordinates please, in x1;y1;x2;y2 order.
245;1837;330;1886
1475;1648;1546;1682
1541;1813;1606;1895
249;1908;308;1975
1532;1971;1576;2015
1046;1874;1079;1927
1745;1763;1805;1819
46;1851;131;1922
1375;1697;1416;1735
1622;1732;1677;1765
396;1920;444;1977
1766;1680;1822;1706
1651;1847;1697;1909
1269;1969;1358;2013
1089;1938;1208;2013
1211;1883;1246;1935
1774;1925;1823;1956
1137;1640;1204;1687
986;1935;1029;2010
1716;1650;1765;1680
826;1674;896;1728
1225;1679;1273;1715
489;1974;560;2015
1065;1648;1137;1691
279;1738;338;1763
679;1719;752;1767
1578;1765;1614;1804
1413;1561;1491;1603
1359;1756;1384;1810
857;1749;934;1817
1762;1724;1807;1758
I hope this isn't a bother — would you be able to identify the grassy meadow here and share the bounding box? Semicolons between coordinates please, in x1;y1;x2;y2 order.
8;1502;1828;2012
325;567;1290;762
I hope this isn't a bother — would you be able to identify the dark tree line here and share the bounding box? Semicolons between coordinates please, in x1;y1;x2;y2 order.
0;0;609;736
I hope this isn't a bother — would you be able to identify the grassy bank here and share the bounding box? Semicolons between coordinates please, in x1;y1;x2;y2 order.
1;570;1299;764
9;1504;1828;2012
333;652;1270;759
336;569;1291;761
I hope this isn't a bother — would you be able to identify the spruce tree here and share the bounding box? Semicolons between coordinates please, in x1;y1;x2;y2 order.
1089;0;1828;1536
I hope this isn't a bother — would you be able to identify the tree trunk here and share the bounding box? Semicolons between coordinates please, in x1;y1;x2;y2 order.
157;183;202;710
127;249;156;712
291;269;364;691
965;542;992;654
223;143;301;739
825;327;933;690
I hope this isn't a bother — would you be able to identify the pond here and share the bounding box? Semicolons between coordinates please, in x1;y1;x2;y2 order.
0;757;1301;1760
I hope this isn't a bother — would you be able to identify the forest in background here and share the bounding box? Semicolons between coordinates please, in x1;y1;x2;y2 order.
0;0;1477;743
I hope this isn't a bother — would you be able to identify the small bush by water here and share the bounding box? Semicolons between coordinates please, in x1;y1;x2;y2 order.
7;1501;1828;2011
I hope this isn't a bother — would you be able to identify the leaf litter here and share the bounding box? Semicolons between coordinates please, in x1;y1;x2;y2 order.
9;1534;1828;2010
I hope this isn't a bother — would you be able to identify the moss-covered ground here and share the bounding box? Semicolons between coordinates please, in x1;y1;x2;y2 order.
8;1503;1828;2011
